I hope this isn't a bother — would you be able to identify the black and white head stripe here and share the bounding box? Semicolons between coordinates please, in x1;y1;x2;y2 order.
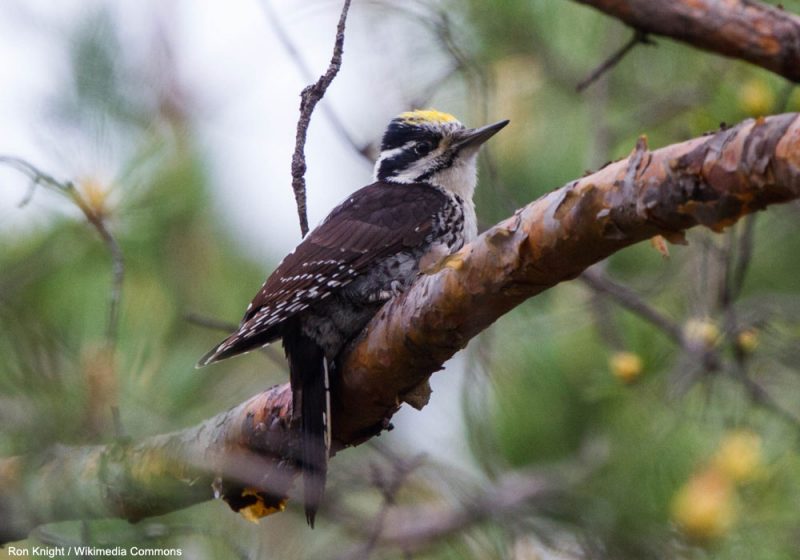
374;110;465;184
378;112;463;152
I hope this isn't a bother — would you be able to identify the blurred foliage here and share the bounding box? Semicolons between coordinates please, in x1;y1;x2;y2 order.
2;1;800;559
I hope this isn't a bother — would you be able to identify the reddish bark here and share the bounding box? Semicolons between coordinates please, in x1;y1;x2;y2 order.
575;0;800;82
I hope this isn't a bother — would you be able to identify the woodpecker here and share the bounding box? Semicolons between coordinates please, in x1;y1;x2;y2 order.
198;109;508;526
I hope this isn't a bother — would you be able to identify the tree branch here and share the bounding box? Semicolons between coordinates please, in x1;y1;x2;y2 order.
574;0;800;83
3;113;800;540
0;387;295;543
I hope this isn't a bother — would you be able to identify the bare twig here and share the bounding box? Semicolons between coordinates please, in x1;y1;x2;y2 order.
716;226;747;364
407;63;462;109
183;312;240;333
737;374;800;427
710;215;800;426
185;312;287;368
261;0;371;163
355;453;426;560
358;469;565;555
586;280;625;351
71;198;124;343
0;155;70;200
332;457;574;559
584;238;800;428
576;30;652;93
0;156;124;343
290;0;352;237
581;267;722;373
730;215;757;301
432;9;519;215
580;267;684;345
110;405;126;442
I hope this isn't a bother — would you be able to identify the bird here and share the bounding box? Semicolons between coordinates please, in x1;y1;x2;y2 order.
198;109;508;527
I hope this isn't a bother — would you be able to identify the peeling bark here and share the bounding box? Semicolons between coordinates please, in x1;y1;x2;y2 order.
575;0;800;82
2;113;800;540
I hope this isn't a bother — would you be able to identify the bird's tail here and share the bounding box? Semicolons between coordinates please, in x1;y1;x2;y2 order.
287;334;331;528
196;323;280;368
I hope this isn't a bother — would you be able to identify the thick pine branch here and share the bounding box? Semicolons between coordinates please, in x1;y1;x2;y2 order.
2;113;800;541
574;0;800;82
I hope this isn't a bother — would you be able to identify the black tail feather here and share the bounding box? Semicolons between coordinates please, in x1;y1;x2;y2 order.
196;326;280;368
285;327;330;528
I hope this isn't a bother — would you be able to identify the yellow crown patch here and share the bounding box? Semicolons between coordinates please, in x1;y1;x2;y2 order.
398;109;459;125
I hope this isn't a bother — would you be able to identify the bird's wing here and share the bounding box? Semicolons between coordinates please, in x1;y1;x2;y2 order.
197;182;446;366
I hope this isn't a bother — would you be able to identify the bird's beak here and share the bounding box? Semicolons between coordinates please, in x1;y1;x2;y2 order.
452;119;510;150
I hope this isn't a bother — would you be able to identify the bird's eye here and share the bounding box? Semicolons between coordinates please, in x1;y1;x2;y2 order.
413;141;434;155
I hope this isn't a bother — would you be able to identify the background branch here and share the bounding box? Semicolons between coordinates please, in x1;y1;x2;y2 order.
336;468;565;558
574;0;800;82
580;267;685;346
0;156;124;343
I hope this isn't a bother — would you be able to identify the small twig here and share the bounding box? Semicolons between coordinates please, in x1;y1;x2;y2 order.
334;452;426;560
358;467;576;555
715;227;747;370
586;261;799;428
63;187;125;344
581;267;684;345
576;30;652;93
0;156;68;200
361;454;425;560
407;63;462;109
18;177;40;207
588;286;625;351
0;156;124;343
712;216;795;426
737;374;800;429
184;312;287;368
111;405;127;443
184;312;240;333
433;8;521;216
730;214;757;300
290;0;352;238
261;0;371;163
581;267;721;372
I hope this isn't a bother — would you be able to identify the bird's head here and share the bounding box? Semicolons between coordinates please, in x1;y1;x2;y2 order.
374;109;509;198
